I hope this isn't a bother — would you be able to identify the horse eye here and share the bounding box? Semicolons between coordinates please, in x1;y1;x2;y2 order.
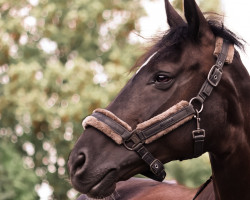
155;75;171;83
152;73;174;90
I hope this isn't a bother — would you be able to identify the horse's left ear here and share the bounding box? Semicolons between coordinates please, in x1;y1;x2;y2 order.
184;0;214;42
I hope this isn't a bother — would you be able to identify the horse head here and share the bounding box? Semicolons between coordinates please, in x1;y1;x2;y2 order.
68;0;249;199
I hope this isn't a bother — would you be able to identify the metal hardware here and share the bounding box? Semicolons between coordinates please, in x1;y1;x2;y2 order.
189;97;204;113
123;133;143;151
207;65;223;87
150;159;165;177
192;110;205;139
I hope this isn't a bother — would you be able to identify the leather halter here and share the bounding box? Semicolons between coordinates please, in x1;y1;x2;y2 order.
83;39;230;182
88;102;195;181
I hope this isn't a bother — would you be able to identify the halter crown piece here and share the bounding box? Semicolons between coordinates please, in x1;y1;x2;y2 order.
83;37;234;182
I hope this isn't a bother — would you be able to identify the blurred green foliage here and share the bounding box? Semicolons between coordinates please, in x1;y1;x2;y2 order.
0;0;144;199
0;138;38;200
165;153;212;187
0;0;220;199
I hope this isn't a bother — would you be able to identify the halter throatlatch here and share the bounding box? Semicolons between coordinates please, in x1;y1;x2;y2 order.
82;37;233;182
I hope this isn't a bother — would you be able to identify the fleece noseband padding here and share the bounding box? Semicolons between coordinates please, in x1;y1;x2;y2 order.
82;108;132;144
82;101;194;144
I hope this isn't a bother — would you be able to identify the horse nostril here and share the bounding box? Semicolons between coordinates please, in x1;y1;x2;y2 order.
71;151;86;175
78;152;85;161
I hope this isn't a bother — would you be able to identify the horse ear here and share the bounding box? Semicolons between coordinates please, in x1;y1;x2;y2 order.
165;0;185;27
184;0;213;41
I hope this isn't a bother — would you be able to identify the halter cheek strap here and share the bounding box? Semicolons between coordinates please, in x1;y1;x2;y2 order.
191;38;231;157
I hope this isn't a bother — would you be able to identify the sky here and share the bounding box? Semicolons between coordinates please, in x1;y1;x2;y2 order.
140;0;250;72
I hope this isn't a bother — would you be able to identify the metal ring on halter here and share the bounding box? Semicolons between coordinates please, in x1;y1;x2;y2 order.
123;140;142;151
123;133;143;151
189;97;204;113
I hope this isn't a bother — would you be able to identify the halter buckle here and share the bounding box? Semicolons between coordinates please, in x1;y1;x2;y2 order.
192;110;205;157
192;129;205;140
207;65;222;87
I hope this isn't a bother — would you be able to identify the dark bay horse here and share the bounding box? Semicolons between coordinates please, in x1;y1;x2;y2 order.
68;0;250;199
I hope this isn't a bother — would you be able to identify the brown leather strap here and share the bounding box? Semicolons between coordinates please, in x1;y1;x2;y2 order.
135;144;166;181
197;40;230;103
137;105;195;140
92;112;131;140
193;130;205;158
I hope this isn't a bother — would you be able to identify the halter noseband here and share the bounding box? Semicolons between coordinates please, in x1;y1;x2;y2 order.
82;38;232;181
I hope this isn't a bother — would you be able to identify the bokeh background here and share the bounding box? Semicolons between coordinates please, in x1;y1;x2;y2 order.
0;0;249;199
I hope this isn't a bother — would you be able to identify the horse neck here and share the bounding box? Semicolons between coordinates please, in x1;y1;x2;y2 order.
209;54;250;200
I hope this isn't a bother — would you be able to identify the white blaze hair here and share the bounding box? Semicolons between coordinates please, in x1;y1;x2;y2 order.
136;51;158;74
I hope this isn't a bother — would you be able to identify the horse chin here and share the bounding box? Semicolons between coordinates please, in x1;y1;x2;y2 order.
85;170;118;199
87;183;116;199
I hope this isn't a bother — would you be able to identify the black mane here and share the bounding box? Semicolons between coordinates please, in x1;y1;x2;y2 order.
208;18;244;49
132;16;245;71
